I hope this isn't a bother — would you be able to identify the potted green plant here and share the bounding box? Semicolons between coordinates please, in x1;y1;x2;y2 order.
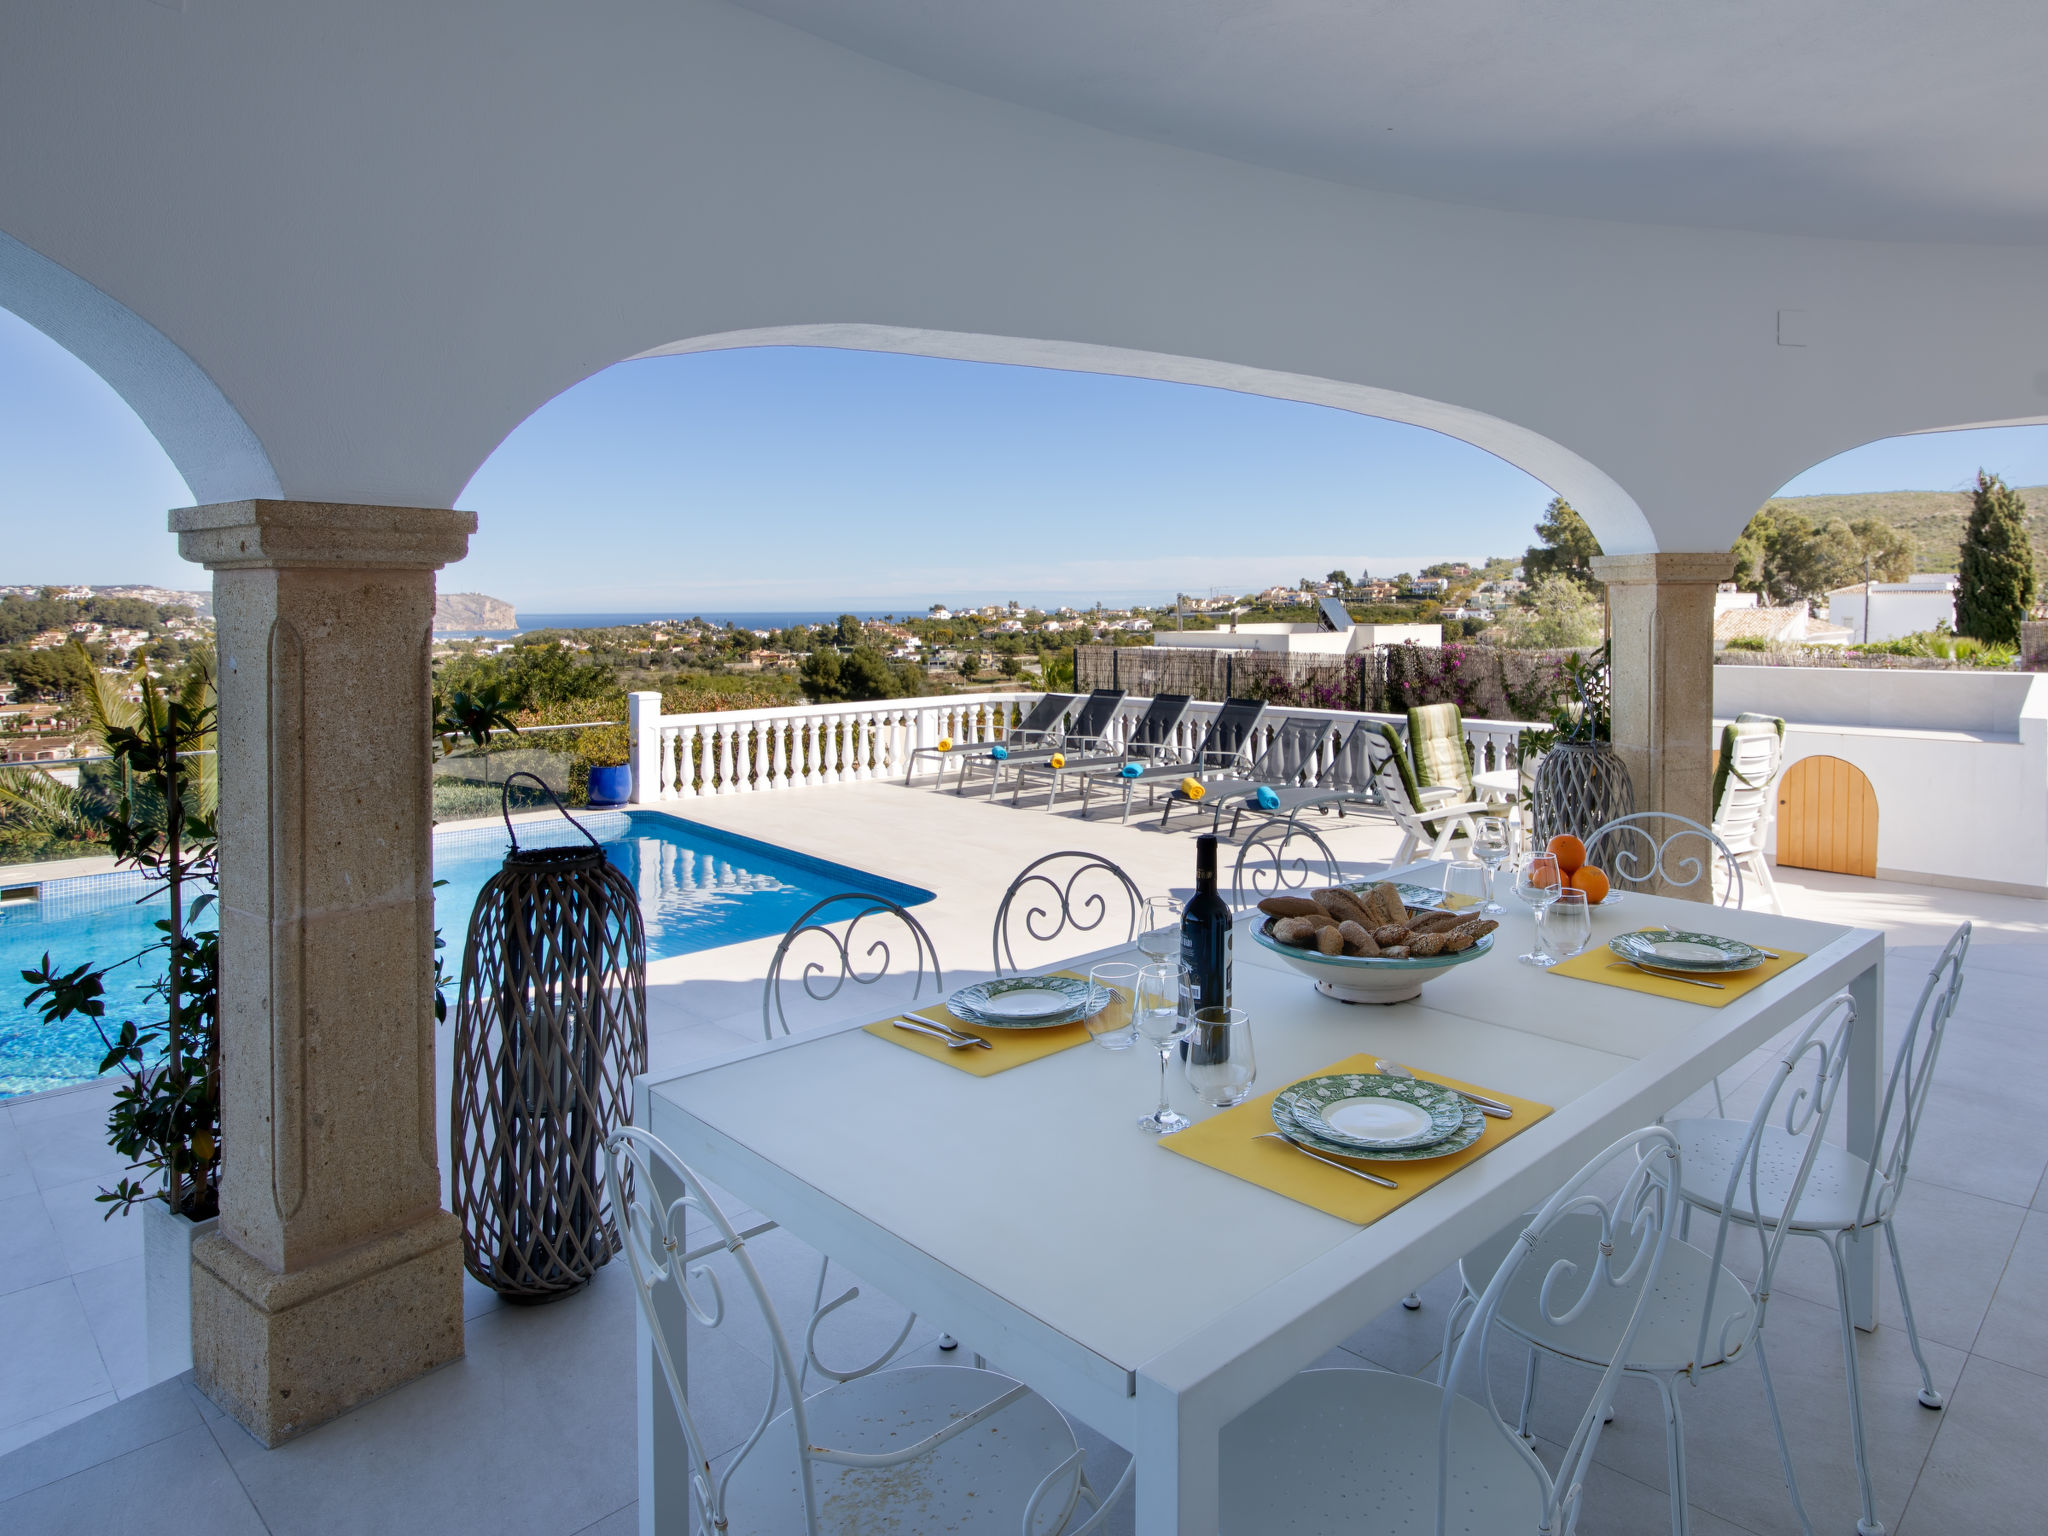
578;722;632;806
21;668;222;1384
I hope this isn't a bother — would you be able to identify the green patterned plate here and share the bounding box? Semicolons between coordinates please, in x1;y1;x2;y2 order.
1279;1098;1486;1162
947;975;1112;1029
1273;1072;1469;1150
1608;929;1764;973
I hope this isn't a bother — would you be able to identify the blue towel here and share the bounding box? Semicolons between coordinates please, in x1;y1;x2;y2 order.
991;745;1008;760
1120;761;1144;778
1255;785;1281;810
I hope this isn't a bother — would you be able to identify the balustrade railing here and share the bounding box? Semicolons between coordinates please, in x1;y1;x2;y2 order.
626;689;1529;804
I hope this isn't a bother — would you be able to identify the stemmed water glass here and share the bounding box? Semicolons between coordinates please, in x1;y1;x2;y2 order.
1135;960;1194;1134
1084;962;1142;1051
1442;859;1489;913
1183;1007;1257;1108
1539;886;1593;964
1515;853;1564;968
1137;897;1182;964
1474;816;1511;915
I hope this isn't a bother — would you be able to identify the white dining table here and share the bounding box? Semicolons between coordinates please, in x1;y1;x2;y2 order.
635;869;1884;1536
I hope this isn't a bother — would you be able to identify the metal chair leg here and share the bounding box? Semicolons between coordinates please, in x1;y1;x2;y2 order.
1650;1373;1689;1536
1826;1234;1887;1536
1710;1074;1727;1117
1883;1217;1944;1409
1436;1290;1475;1388
1755;1335;1816;1536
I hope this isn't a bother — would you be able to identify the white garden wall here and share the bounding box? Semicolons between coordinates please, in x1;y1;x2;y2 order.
1714;667;2048;897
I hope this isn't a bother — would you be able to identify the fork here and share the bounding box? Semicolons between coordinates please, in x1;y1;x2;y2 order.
1256;1131;1399;1188
1608;961;1725;990
892;1018;994;1050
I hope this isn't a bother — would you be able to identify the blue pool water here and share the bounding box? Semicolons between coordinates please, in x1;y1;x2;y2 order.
0;810;931;1098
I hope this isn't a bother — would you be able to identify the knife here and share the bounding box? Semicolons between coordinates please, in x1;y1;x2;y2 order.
892;1017;994;1049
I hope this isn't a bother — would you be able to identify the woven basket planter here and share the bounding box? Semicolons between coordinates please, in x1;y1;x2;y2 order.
450;779;647;1302
1531;740;1636;848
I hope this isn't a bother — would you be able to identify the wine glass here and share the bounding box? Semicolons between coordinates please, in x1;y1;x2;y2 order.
1442;859;1489;913
1514;853;1564;968
1474;817;1511;914
1135;960;1194;1134
1136;896;1182;964
1084;962;1142;1051
1538;886;1592;965
1183;1007;1256;1108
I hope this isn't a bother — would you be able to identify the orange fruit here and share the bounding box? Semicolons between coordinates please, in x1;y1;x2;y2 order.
1570;865;1610;904
1548;834;1586;875
1525;854;1561;889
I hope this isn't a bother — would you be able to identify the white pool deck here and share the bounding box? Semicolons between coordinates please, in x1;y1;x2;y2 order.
2;778;2045;1534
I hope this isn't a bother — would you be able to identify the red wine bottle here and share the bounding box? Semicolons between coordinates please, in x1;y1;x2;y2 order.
1180;834;1233;1016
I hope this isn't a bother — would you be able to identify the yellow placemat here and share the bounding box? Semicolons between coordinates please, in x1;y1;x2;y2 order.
1548;932;1807;1007
861;971;1093;1076
1158;1053;1553;1224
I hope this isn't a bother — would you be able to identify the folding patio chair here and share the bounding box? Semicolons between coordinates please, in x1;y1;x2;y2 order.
905;692;1074;793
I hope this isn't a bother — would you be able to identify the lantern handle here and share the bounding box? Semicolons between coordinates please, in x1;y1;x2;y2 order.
500;771;604;853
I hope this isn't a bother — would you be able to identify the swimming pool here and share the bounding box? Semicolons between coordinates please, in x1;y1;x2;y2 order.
0;810;931;1098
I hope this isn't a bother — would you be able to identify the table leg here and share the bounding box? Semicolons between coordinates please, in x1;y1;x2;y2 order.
1845;956;1883;1332
1135;1374;1222;1535
638;1292;693;1536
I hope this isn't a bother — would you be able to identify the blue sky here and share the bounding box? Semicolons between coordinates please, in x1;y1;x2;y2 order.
3;304;2045;609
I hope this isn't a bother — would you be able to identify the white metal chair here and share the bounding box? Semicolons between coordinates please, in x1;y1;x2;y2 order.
1711;714;1785;913
1445;992;1860;1536
1670;922;1971;1536
1220;1126;1682;1535
993;851;1145;975
1584;810;1743;906
606;1127;1130;1536
762;892;944;1040
1229;816;1341;911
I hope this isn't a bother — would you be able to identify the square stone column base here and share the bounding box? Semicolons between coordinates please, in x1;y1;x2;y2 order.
191;1209;465;1446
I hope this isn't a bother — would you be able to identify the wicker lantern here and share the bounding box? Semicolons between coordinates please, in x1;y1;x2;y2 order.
450;776;647;1302
1530;653;1636;846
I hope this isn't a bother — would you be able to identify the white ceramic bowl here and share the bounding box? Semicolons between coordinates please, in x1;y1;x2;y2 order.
1252;916;1494;1005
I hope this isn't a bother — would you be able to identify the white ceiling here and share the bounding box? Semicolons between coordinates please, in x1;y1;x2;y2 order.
734;0;2048;243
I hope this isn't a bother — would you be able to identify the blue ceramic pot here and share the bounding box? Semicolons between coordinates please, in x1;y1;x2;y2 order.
587;764;632;806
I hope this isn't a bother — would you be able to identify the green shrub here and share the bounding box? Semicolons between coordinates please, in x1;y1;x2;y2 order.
1722;636;1771;652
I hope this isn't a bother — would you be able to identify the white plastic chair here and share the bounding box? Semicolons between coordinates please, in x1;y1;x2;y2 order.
1366;724;1490;863
1446;992;1860;1536
1711;714;1785;914
1671;923;1970;1536
607;1126;1130;1536
1219;1125;1682;1535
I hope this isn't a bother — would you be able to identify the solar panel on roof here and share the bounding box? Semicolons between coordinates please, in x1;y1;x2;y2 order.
1317;597;1356;632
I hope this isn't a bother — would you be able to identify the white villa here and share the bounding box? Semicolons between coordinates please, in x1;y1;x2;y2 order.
3;6;2048;1536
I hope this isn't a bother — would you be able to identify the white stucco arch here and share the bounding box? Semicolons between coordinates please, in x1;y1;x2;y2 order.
625;324;1652;552
0;229;278;505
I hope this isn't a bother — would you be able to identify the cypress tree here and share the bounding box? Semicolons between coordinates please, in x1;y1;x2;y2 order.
1956;470;2038;647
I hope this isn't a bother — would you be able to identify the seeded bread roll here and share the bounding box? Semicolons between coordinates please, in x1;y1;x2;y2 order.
1272;917;1317;946
1407;910;1465;935
1441;918;1500;953
1315;923;1345;955
1312;888;1375;927
1372;923;1409;947
1258;895;1325;919
1407;931;1447;957
1336;920;1379;956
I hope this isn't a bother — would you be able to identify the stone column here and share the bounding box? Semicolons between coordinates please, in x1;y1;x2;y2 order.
1590;553;1736;840
173;499;475;1446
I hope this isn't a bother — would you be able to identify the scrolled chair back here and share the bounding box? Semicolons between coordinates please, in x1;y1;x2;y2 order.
993;851;1145;975
763;892;944;1039
1584;811;1743;905
1864;921;1971;1222
1444;1125;1682;1536
606;1125;819;1536
1230;818;1340;912
1692;991;1859;1374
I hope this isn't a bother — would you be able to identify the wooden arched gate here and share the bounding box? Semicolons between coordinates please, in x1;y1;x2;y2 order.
1775;754;1878;877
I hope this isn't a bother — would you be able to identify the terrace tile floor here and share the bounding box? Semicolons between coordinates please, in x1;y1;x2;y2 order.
3;778;2045;1533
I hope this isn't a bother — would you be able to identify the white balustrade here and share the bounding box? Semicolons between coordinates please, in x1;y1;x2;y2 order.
628;689;1526;805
